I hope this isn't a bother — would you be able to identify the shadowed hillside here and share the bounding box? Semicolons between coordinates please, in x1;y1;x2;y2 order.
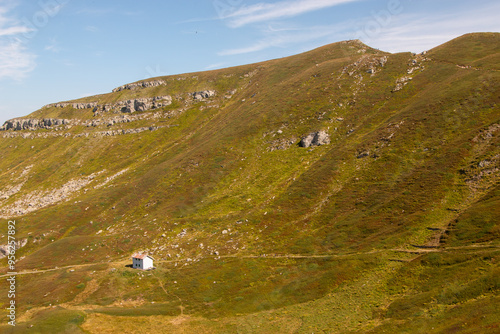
0;33;498;333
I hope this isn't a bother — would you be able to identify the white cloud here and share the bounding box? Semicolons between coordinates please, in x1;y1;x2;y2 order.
0;39;36;81
0;25;31;36
225;0;361;27
0;3;36;81
220;1;500;56
354;2;500;53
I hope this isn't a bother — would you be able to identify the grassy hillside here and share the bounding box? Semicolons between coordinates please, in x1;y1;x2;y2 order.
0;33;498;333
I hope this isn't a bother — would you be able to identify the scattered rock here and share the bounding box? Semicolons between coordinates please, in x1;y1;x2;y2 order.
0;172;104;218
224;89;237;99
268;137;297;151
393;76;413;92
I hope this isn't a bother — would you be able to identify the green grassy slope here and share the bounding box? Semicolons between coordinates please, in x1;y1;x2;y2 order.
0;33;498;333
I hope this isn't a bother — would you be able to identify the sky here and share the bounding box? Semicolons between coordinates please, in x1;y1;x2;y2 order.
0;0;498;124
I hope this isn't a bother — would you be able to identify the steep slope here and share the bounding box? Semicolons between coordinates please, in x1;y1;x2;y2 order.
0;33;498;333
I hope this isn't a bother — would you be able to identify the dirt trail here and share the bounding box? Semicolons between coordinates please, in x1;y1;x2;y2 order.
152;271;185;316
2;243;497;278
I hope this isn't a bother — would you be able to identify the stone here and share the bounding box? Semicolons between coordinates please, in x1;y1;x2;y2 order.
312;131;330;146
357;151;370;159
191;90;216;100
300;133;315;148
299;131;331;148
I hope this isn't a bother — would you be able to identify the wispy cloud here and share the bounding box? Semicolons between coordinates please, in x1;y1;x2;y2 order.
0;3;36;80
225;0;360;28
220;1;500;56
0;25;31;36
355;2;500;53
0;39;36;81
205;62;226;70
219;23;346;55
44;37;61;52
85;25;99;33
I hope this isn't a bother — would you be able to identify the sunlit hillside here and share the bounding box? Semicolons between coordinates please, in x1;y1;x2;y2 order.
0;32;498;333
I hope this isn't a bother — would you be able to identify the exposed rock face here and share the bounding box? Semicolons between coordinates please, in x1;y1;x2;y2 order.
122;96;172;113
191;90;216;100
94;96;172;114
112;80;166;92
0;238;28;259
299;131;331;148
1;118;71;131
44;102;98;109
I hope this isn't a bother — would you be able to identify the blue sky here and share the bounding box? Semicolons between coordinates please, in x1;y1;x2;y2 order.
0;0;498;124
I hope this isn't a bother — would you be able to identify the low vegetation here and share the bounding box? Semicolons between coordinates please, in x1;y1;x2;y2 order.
0;33;498;333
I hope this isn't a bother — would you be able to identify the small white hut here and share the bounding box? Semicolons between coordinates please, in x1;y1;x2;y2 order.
131;253;154;270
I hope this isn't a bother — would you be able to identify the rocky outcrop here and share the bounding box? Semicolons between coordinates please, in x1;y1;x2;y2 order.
93;96;172;114
0;238;28;259
84;109;177;127
341;55;388;77
299;131;330;148
75;126;166;138
393;76;413;92
44;102;98;109
191;90;216;100
2;132;70;139
120;96;172;113
112;80;166;92
90;126;163;137
1;118;71;131
3;125;165;139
